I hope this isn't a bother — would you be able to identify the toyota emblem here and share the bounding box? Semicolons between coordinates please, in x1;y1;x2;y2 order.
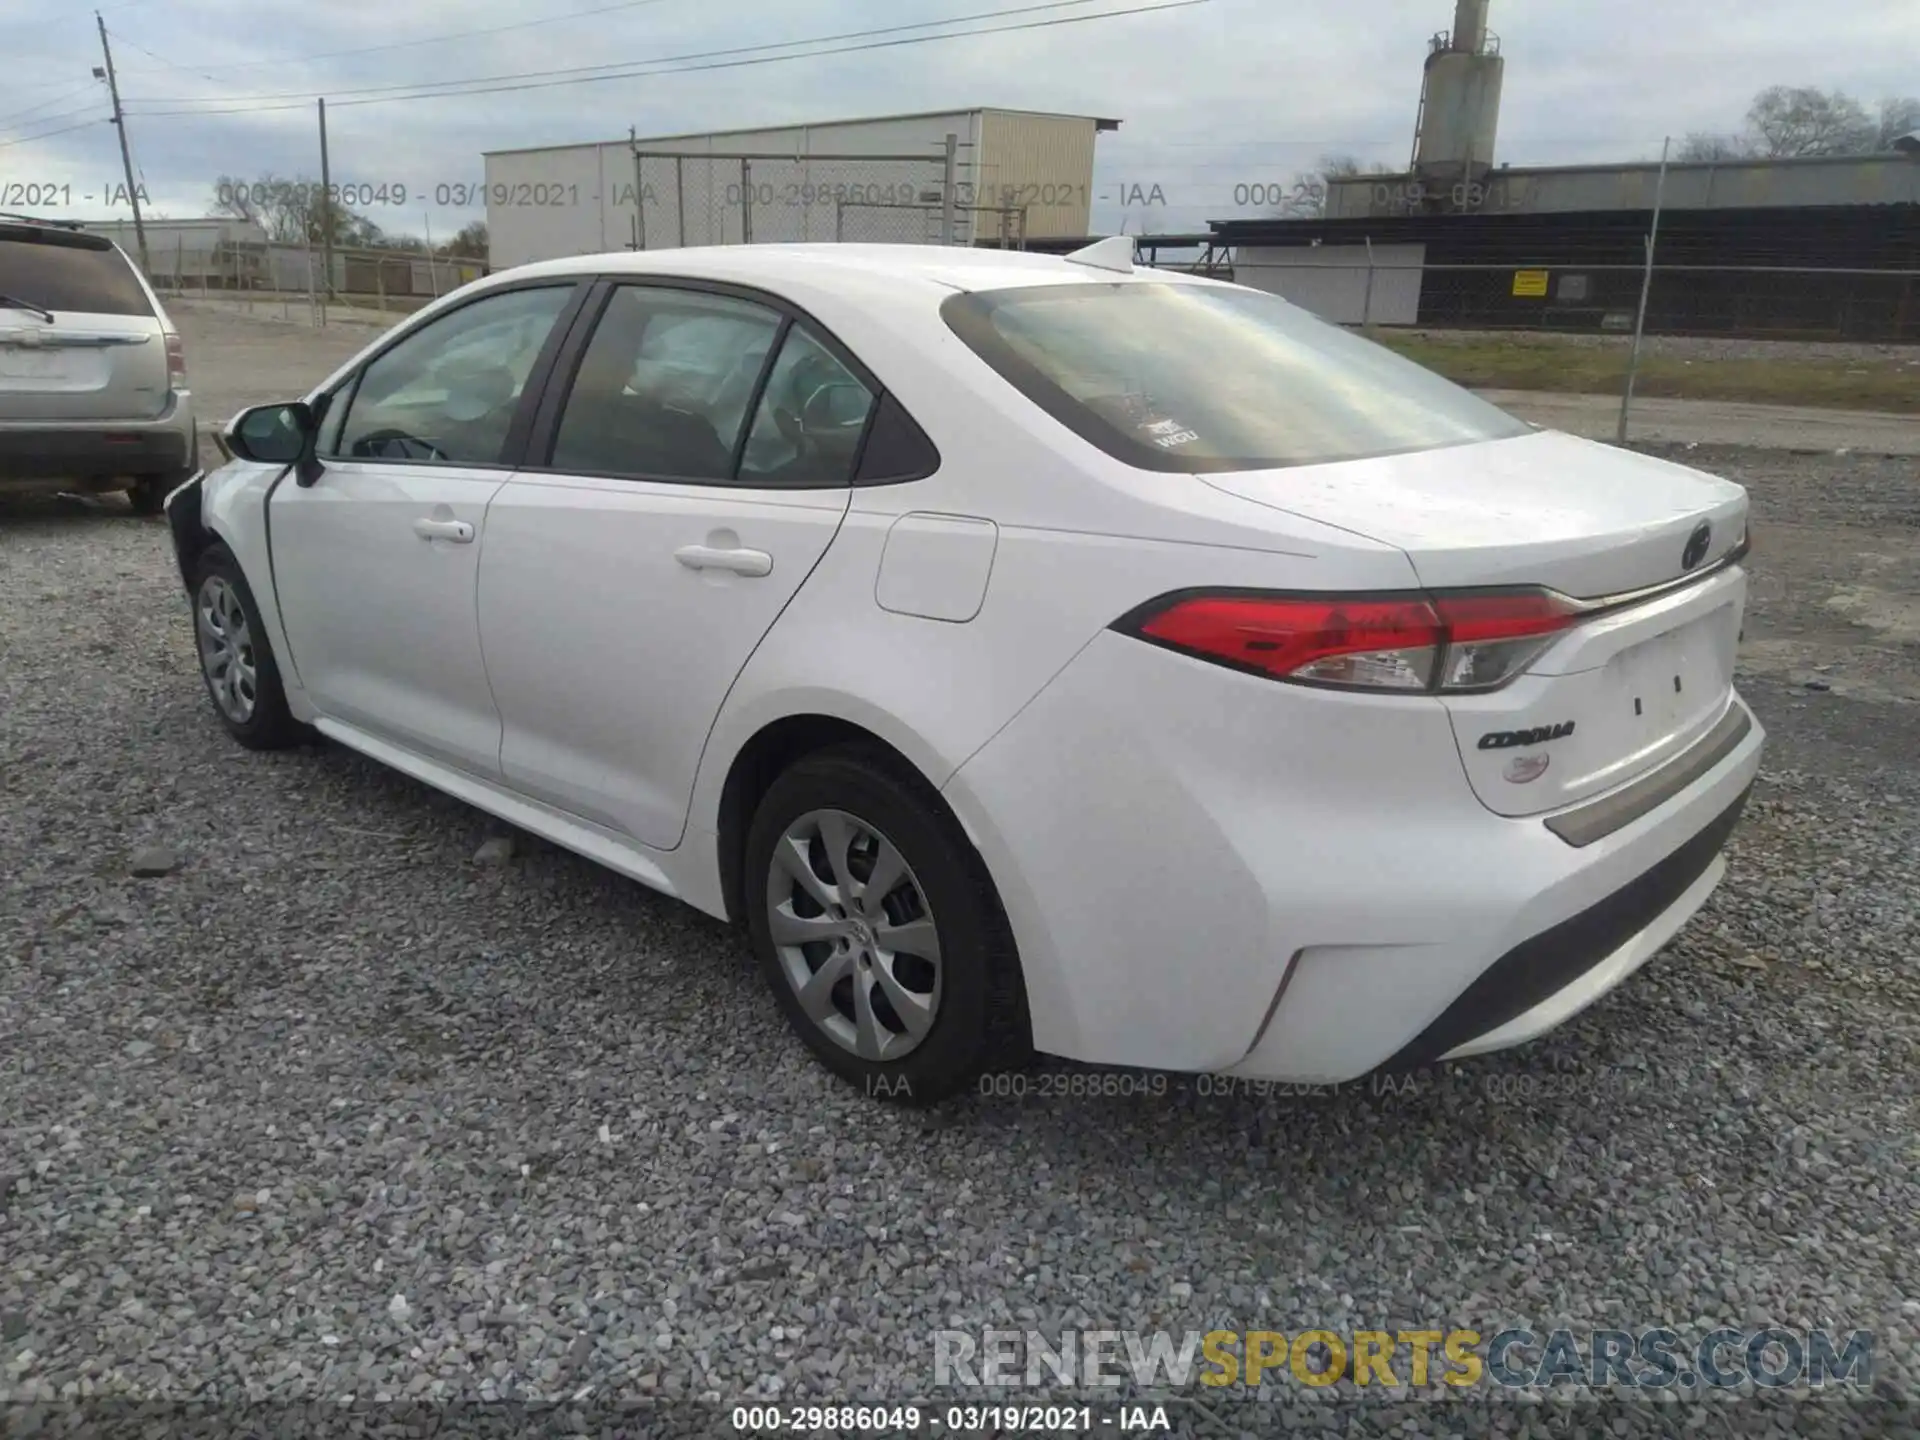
1682;521;1712;571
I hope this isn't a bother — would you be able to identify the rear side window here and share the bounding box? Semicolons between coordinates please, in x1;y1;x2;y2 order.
549;286;784;481
941;281;1531;473
0;228;153;316
737;326;875;487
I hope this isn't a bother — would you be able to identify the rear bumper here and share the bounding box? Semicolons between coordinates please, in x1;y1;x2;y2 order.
0;392;196;481
1371;777;1751;1072
942;626;1765;1081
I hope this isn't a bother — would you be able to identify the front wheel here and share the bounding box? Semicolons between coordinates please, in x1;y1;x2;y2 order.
189;544;308;750
743;745;1030;1105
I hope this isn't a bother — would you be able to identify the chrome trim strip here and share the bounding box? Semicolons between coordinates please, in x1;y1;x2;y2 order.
1564;536;1751;615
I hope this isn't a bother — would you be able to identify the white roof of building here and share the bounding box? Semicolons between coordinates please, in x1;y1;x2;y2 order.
484;107;1122;158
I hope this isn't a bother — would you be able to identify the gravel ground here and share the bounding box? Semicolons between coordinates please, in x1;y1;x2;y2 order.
3;439;1917;1432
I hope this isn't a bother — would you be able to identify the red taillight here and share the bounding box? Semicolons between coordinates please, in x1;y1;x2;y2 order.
1122;589;1586;694
164;331;186;387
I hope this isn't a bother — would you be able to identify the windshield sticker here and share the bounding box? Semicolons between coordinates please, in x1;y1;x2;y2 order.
1139;417;1200;448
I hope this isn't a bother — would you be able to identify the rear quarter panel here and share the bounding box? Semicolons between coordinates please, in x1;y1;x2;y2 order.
688;464;1426;845
688;265;1425;838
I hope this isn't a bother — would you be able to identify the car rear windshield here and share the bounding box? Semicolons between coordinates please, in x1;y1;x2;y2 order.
940;280;1532;473
0;226;154;316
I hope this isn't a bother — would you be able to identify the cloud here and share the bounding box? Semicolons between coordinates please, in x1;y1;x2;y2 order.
2;0;1913;237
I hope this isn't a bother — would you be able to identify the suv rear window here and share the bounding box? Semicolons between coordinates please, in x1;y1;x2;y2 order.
0;226;154;316
940;281;1531;473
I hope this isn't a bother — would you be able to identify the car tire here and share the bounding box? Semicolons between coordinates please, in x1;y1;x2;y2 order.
132;434;200;515
744;744;1031;1106
127;475;171;515
188;543;308;751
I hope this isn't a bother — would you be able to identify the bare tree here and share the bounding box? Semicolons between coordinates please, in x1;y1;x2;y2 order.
442;220;488;261
207;172;382;248
1674;131;1756;162
1272;154;1390;219
1745;85;1874;157
1874;95;1920;150
209;173;262;229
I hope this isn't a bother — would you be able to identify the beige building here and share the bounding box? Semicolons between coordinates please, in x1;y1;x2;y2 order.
483;107;1120;266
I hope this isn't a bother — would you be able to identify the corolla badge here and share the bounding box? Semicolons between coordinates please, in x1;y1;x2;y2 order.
1503;753;1551;785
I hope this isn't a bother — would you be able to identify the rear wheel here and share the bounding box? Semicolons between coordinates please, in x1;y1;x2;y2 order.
189;544;307;750
744;745;1030;1105
131;435;199;515
127;475;171;514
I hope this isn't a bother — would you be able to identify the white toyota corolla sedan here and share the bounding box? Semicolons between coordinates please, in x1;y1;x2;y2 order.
164;238;1763;1103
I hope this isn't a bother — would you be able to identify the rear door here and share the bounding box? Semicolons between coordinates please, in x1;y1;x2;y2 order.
479;280;871;850
0;224;167;421
268;280;584;778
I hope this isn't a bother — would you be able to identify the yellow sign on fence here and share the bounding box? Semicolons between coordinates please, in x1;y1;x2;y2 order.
1512;269;1550;297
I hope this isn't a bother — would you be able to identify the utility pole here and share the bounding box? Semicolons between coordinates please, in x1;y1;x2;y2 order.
95;12;149;276
317;98;332;325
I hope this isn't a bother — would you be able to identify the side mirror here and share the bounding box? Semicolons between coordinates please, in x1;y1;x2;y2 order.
225;401;315;465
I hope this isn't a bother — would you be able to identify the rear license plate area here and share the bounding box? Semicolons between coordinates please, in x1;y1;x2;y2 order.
1607;612;1732;737
0;349;71;381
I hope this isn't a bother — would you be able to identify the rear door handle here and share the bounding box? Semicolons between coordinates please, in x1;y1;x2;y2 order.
674;544;772;577
413;517;475;543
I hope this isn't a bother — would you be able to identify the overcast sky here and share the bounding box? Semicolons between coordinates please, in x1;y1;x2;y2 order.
3;0;1914;240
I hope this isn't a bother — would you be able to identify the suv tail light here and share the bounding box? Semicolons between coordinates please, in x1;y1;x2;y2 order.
164;331;187;388
1116;588;1586;694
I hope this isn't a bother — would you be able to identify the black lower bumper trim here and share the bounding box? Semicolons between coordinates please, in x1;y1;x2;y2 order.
0;427;192;479
1376;781;1754;1074
164;470;207;592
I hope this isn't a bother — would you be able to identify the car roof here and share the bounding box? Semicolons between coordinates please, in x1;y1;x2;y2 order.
495;242;1217;297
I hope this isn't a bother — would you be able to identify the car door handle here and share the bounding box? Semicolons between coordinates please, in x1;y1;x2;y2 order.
413;517;475;543
674;544;772;577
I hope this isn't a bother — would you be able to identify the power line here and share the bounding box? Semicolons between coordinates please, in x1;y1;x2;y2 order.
115;0;682;75
0;106;111;143
0;116;109;152
120;0;1156;111
0;82;101;130
106;28;224;85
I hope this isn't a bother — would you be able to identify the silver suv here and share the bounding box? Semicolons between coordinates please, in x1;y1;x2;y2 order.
0;215;197;514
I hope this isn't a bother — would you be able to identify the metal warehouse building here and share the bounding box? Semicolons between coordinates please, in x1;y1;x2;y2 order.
1218;154;1920;341
1209;0;1920;341
483;107;1119;268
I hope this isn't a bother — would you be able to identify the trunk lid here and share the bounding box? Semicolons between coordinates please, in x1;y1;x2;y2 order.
0;312;169;421
1200;429;1752;817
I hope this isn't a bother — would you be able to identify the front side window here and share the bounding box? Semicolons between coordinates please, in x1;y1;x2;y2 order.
330;284;574;465
550;286;783;481
942;281;1532;473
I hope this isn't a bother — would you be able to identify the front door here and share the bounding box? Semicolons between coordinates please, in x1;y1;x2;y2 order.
479;283;877;849
269;282;579;778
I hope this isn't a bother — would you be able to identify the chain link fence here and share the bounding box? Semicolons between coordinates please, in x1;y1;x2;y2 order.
126;236;485;324
629;149;990;248
1224;256;1920;343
